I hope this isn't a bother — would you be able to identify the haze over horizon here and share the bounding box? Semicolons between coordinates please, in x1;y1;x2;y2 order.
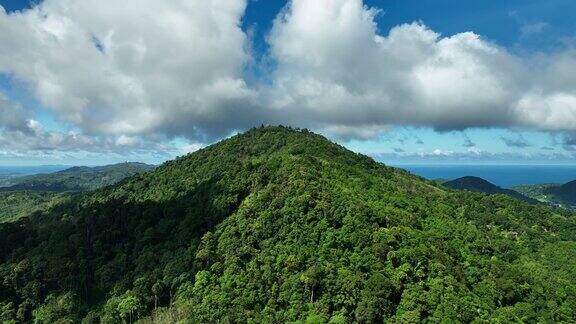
1;0;576;166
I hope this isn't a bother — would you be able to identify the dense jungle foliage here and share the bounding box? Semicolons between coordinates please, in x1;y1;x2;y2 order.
514;180;576;210
0;162;154;193
548;180;576;206
0;126;574;323
0;163;154;223
0;191;70;223
443;176;536;203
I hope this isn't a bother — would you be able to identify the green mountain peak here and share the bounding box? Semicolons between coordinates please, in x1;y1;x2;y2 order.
0;126;574;323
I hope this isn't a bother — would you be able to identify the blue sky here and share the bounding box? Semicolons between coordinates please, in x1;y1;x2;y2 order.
242;0;575;49
0;0;575;166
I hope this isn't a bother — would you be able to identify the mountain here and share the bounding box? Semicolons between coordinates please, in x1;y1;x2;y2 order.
0;126;574;323
0;162;155;192
514;180;576;209
548;180;576;207
443;176;537;203
0;163;154;223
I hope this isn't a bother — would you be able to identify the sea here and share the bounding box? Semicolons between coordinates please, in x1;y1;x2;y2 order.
393;164;576;188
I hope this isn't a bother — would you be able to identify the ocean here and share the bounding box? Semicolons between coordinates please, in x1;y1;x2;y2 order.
393;164;576;188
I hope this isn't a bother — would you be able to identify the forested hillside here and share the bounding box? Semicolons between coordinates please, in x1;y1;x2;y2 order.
443;176;536;203
514;180;576;210
0;191;70;223
548;180;576;208
0;162;154;223
0;126;574;323
0;162;154;192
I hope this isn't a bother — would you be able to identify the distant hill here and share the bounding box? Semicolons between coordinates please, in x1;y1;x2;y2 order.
514;180;576;209
0;162;155;223
549;180;576;206
0;126;574;323
0;162;155;192
443;176;537;203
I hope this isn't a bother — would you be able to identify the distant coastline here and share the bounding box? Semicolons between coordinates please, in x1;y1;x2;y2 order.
394;164;576;188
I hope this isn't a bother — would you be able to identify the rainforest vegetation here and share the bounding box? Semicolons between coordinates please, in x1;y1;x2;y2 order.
0;126;574;323
443;176;536;203
0;163;154;224
0;162;154;193
0;191;70;223
514;181;576;210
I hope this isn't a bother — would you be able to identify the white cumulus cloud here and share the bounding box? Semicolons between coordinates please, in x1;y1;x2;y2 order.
265;0;576;138
0;0;257;140
0;92;33;132
0;0;576;152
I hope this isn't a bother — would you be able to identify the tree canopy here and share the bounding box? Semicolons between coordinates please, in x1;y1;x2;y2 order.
0;126;574;323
